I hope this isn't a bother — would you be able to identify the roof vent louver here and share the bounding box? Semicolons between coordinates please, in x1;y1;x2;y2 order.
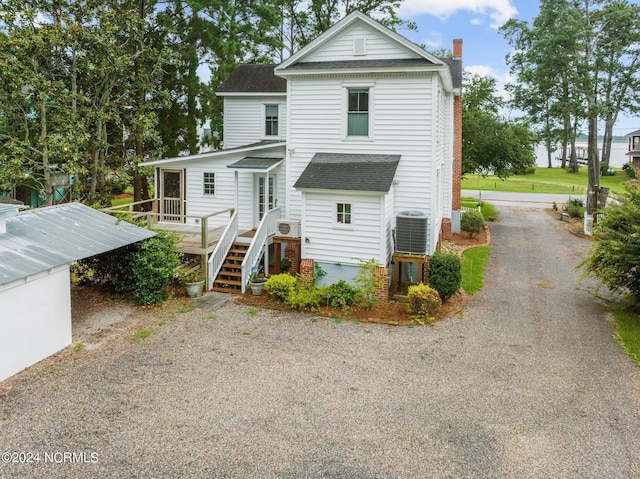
396;211;428;255
353;38;366;56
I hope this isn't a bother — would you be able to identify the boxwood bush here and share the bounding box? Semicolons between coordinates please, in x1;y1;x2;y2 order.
406;283;441;319
461;210;484;237
428;252;462;301
265;274;298;301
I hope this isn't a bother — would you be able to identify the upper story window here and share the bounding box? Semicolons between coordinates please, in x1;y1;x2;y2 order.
347;89;369;137
265;104;279;136
336;202;352;225
203;172;215;195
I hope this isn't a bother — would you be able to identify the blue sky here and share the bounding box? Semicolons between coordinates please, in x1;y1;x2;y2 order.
396;0;640;135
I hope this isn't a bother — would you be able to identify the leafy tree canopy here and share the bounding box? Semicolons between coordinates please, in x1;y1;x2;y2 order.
462;74;537;178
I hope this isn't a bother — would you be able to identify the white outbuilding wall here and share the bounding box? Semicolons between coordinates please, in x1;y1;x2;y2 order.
0;267;72;382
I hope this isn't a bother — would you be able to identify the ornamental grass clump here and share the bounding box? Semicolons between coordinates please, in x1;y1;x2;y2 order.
406;283;441;320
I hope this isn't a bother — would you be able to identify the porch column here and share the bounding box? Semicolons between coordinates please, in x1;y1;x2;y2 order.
234;170;239;213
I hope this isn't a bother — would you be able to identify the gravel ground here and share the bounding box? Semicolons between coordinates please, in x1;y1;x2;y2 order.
2;206;640;478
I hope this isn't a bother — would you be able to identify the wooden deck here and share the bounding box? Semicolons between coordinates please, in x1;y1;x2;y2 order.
155;222;227;255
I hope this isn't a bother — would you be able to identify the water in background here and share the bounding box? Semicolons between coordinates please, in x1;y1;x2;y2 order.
535;142;630;168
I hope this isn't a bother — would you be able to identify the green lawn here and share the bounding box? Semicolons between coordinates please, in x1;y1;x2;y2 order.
611;303;640;367
461;246;491;295
462;167;630;195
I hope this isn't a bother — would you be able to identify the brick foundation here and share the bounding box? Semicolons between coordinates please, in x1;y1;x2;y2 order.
441;218;452;241
374;266;389;302
299;258;314;287
284;242;300;274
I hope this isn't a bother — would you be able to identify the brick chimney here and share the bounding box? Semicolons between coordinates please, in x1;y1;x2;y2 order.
453;39;462;59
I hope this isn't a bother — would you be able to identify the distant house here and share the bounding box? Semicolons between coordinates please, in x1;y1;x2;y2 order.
0;203;154;383
626;129;640;169
139;11;463;294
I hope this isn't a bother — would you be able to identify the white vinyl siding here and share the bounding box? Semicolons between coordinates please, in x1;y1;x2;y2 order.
287;74;435;226
305;24;420;62
302;192;384;264
223;96;286;148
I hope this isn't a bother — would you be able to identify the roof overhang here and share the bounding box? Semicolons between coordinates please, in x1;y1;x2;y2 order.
227;157;283;172
141;141;286;168
294;152;400;193
216;92;286;98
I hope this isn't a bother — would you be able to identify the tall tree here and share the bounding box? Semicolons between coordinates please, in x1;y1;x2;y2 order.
462;74;537;178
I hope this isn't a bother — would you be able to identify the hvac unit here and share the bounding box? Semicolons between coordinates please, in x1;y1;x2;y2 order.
276;219;301;238
396;211;428;255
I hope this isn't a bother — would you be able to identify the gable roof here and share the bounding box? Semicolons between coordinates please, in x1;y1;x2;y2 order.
0;203;155;287
216;64;286;95
275;11;453;90
294;153;400;192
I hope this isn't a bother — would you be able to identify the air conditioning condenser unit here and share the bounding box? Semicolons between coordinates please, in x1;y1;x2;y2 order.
276;220;301;238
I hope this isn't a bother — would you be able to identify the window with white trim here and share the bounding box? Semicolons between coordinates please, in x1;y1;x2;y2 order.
336;202;352;225
203;172;215;195
347;89;369;136
265;104;279;136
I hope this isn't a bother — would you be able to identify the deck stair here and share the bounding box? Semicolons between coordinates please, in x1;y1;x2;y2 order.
212;242;249;293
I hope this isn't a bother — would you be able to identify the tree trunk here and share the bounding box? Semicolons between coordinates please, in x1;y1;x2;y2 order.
40;98;53;206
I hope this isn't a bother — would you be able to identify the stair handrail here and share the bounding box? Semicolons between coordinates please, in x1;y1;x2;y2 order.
240;207;281;293
207;209;238;290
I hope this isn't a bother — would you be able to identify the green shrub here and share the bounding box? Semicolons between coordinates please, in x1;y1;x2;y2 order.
581;179;640;302
122;232;181;305
353;258;385;308
287;286;321;310
406;283;442;318
567;197;585;218
524;167;536;175
461;210;484;237
600;163;616;177
622;162;637;179
265;274;298;301
72;229;180;305
320;280;357;309
428;252;462;301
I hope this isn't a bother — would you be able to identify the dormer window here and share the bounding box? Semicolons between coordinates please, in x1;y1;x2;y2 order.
265;104;279;136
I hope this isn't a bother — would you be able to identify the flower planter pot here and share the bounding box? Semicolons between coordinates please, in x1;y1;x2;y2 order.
185;280;205;298
249;281;266;296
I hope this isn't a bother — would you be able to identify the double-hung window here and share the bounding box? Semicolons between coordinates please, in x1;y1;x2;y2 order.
347;89;369;137
336;202;352;225
265;104;279;136
203;172;215;196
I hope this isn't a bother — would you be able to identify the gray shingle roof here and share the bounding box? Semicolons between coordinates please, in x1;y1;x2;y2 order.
227;157;283;169
216;64;286;94
284;58;434;71
294;153;400;192
441;58;462;89
0;203;155;286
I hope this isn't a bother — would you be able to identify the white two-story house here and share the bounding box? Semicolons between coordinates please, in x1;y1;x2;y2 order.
142;11;462;293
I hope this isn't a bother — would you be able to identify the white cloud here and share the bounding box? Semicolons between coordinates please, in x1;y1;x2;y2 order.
465;64;514;102
470;18;484;26
399;0;518;28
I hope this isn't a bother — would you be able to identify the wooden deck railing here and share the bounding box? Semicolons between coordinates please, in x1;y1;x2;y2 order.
102;200;235;252
207;210;238;290
240;207;281;293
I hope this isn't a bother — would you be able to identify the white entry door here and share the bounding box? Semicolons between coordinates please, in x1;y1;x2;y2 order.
255;175;276;225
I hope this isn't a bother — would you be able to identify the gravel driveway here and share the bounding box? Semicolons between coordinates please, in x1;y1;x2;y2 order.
1;206;640;478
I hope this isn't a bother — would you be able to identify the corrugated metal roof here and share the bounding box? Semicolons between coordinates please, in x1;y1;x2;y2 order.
0;203;156;286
